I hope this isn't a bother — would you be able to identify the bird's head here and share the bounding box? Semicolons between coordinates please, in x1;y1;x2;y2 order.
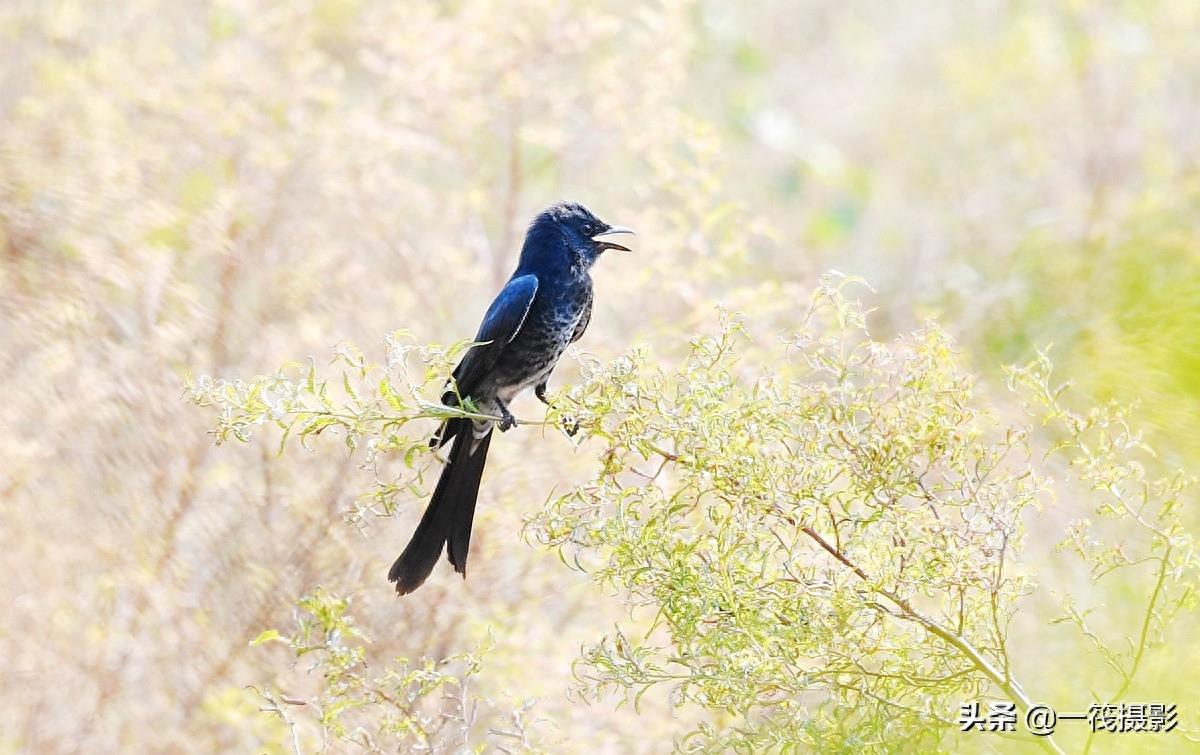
519;201;635;274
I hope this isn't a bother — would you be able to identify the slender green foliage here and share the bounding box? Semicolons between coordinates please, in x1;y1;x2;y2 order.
191;277;1196;752
251;589;543;753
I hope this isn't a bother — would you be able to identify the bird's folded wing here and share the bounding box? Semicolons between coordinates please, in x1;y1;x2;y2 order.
449;273;539;397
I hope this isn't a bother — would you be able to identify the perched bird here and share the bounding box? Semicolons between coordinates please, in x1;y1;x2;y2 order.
389;202;635;595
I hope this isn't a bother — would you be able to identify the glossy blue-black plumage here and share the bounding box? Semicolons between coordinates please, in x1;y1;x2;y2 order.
390;202;632;595
444;274;538;406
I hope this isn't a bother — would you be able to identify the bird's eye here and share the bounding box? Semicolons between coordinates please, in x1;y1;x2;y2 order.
582;223;594;235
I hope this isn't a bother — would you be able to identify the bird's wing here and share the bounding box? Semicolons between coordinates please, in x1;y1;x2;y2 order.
449;273;539;397
571;294;592;343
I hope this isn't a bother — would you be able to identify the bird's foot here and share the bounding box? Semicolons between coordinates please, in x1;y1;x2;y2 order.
562;416;580;437
498;405;517;432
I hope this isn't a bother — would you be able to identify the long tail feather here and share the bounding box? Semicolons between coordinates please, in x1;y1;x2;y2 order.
389;419;492;595
445;429;490;574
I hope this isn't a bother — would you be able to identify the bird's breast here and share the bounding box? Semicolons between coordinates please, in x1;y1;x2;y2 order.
488;282;590;396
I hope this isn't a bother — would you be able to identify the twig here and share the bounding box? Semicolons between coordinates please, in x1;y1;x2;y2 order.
249;686;305;755
800;525;1066;755
1081;547;1173;755
287;406;556;428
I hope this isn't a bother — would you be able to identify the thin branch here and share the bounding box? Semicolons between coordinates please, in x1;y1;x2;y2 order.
800;525;1066;755
249;686;305;755
1081;547;1173;755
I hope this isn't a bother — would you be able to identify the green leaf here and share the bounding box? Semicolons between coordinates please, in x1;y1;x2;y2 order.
250;629;282;646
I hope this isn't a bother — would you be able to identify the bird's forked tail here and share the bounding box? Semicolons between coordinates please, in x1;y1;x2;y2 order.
388;418;492;595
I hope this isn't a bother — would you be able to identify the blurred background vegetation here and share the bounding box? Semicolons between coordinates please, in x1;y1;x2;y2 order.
1;0;1198;752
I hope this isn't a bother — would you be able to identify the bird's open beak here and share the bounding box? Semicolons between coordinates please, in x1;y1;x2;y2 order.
593;225;636;252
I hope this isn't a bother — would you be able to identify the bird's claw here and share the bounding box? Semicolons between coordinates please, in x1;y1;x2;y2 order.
498;407;517;432
562;416;580;437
